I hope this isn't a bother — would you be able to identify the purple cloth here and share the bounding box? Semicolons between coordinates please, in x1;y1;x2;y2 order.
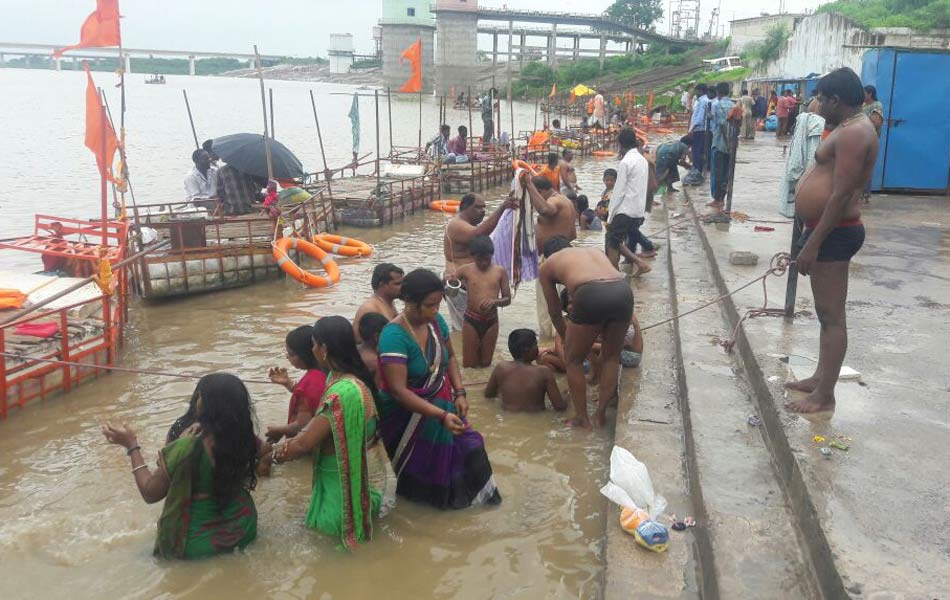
491;208;539;284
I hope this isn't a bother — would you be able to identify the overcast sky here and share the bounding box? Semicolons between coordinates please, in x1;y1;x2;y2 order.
0;0;825;57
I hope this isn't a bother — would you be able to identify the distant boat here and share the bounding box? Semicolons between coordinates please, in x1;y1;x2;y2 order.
145;74;166;85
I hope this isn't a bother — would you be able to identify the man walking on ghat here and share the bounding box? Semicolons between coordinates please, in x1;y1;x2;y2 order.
785;67;879;414
538;236;633;429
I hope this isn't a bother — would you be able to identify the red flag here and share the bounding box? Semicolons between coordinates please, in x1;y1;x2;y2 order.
55;0;121;57
84;63;119;183
398;38;422;93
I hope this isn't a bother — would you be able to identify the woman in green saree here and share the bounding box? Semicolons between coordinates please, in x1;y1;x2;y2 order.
102;373;259;559
270;315;382;550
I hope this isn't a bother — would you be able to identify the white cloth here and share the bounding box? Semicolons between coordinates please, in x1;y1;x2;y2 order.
510;168;538;256
608;148;649;223
778;112;825;218
593;94;606;120
184;166;217;201
681;91;692;112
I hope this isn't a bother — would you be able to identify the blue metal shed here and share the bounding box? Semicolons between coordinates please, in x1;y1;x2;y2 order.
862;48;950;194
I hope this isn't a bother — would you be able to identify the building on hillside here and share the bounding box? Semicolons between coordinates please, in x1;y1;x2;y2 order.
381;0;435;92
728;13;805;54
328;34;354;74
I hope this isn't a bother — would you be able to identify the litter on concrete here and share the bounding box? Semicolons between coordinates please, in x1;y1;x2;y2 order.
729;251;759;266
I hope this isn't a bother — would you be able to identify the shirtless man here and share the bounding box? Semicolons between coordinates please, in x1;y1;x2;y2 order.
538;152;561;191
539;236;632;429
353;263;403;342
785;67;879;414
559;149;578;194
486;329;566;412
443;192;517;329
452;236;511;368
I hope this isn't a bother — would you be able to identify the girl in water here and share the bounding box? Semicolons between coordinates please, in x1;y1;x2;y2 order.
264;325;327;444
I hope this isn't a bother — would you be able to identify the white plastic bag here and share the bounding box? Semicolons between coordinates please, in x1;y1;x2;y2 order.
600;445;667;519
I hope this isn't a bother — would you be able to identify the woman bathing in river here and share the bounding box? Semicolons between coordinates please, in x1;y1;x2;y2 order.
377;269;501;509
103;373;259;559
264;325;327;444
268;316;382;550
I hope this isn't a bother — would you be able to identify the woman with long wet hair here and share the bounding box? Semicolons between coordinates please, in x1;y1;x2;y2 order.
102;373;259;559
377;268;501;509
270;316;382;550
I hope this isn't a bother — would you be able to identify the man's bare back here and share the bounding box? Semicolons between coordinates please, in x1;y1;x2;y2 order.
536;193;577;250
539;246;621;293
486;360;565;412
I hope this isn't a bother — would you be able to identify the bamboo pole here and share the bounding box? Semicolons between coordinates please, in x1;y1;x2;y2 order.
253;45;274;181
309;90;332;195
102;94;137;211
534;96;539;131
182;90;200;149
467;86;473;150
117;43;128;220
418;89;423;155
97;89;108;247
375;89;381;190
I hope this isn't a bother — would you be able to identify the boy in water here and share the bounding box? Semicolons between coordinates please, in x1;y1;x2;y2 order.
486;329;566;412
356;312;389;382
453;235;511;368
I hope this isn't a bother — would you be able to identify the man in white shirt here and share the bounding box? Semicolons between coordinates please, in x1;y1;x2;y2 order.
681;89;692;114
592;90;606;128
184;149;217;202
606;129;655;275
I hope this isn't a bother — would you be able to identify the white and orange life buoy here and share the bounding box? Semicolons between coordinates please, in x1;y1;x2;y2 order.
312;233;373;258
273;237;340;288
429;200;460;213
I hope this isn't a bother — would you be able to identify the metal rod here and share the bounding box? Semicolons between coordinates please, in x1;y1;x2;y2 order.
0;240;172;328
182;90;199;149
467;86;473;151
387;87;394;155
98;89;108;247
375;89;381;190
269;87;275;139
309;90;332;195
418;89;423;152
253;45;274;181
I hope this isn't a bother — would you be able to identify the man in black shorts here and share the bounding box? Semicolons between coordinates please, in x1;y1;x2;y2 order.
606;128;655;276
538;236;633;429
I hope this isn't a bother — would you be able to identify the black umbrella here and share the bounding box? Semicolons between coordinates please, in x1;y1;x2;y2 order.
210;133;305;180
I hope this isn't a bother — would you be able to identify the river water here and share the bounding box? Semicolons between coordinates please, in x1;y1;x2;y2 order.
0;69;614;598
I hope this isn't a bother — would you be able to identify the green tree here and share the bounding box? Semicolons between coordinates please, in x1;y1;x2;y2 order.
605;0;665;30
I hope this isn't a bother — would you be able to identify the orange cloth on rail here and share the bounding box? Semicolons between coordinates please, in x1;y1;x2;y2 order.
0;289;27;310
55;0;121;57
527;130;550;151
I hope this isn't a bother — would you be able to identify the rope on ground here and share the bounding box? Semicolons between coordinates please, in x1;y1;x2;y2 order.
0;351;277;385
640;252;793;336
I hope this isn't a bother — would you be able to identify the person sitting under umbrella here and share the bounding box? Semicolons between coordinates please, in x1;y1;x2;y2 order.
217;164;262;216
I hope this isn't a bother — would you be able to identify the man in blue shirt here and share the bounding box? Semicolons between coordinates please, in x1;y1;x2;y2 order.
708;82;738;210
687;83;710;174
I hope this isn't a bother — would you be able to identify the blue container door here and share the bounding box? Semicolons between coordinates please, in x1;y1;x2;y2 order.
881;52;950;191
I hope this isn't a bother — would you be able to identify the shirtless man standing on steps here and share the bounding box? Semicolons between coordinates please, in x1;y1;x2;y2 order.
785;67;879;414
538;236;632;429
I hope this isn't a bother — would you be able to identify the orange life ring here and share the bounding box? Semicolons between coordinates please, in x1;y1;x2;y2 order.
430;200;460;213
273;237;340;288
312;233;373;257
591;150;615;158
512;160;539;175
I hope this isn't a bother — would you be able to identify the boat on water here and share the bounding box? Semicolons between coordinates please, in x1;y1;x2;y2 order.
145;74;166;85
0;216;131;419
127;190;335;299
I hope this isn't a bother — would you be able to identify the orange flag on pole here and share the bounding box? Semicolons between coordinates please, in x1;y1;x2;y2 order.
398;38;422;93
55;0;121;57
84;63;119;183
549;83;557;98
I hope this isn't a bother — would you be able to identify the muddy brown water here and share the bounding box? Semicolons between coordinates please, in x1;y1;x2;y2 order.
0;70;626;597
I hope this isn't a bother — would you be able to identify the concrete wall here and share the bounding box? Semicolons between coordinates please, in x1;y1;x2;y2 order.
728;14;803;55
754;12;872;79
381;0;433;26
382;24;435;92
435;11;480;96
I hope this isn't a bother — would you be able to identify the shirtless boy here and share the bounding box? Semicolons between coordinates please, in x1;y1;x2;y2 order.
353;263;403;342
356;312;389;381
785;67;879;414
560;148;578;194
453;235;512;368
539;236;633;428
485;329;566;412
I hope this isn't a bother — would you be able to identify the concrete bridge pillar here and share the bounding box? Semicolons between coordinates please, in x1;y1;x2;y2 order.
492;32;498;72
520;33;526;69
54;56;62;71
124;54;132;74
188;56;196;76
573;36;580;61
599;35;607;69
547;23;558;67
631;33;639;55
0;53;5;65
72;56;78;70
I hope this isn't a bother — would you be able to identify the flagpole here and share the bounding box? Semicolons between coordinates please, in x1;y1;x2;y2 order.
253;45;274;181
103;93;137;212
374;89;381;190
98;90;108;248
418;89;423;155
269;88;275;139
118;39;128;220
467;86;473;151
387;87;394;156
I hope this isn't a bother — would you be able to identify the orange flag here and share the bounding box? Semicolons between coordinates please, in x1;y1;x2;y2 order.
84;64;119;183
55;0;121;57
399;38;422;93
569;91;576;104
549;83;557;98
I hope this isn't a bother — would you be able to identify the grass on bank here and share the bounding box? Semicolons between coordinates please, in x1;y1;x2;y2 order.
817;0;950;30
